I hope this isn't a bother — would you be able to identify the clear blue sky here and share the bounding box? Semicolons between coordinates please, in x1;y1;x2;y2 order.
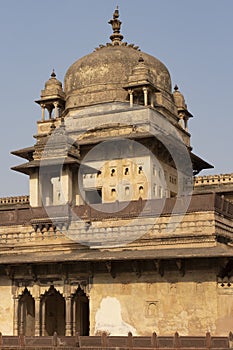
0;0;232;196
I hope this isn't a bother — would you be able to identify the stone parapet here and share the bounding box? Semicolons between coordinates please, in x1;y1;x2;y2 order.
0;332;230;348
194;173;233;186
0;193;232;226
0;196;29;206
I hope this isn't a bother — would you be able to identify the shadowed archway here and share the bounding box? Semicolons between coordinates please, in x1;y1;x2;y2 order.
72;287;89;335
19;288;35;335
42;286;65;336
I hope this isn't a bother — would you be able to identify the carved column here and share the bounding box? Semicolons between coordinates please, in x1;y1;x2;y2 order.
64;282;72;336
34;297;41;336
41;104;45;121
19;301;24;335
178;113;185;129
65;296;72;336
129;89;133;107
13;296;19;336
54;102;59;119
72;298;76;335
41;299;46;336
150;93;155;107
143;87;148;106
33;283;41;336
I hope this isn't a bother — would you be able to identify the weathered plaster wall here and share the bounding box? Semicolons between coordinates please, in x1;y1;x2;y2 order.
90;268;232;336
216;288;233;334
0;277;13;334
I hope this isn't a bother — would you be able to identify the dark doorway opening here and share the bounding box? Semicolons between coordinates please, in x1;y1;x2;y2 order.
72;288;89;335
19;289;35;336
43;286;65;336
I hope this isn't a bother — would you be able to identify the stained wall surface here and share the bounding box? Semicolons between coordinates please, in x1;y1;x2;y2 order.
90;267;232;336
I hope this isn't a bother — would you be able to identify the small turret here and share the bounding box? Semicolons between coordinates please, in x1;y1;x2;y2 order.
173;85;193;131
124;56;159;107
35;70;65;121
173;84;187;109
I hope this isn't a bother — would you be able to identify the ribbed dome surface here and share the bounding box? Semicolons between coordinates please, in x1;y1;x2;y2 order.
64;45;172;109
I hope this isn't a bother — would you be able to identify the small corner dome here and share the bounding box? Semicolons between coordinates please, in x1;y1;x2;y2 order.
173;85;187;109
41;70;64;99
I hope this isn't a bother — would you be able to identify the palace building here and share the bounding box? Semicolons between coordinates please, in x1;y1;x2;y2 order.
0;8;233;337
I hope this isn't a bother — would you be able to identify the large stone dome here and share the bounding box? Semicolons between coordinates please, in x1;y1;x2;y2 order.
64;8;172;110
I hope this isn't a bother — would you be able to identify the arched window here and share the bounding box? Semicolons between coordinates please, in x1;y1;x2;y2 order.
111;168;116;176
111;188;116;197
138;166;143;174
125;186;130;196
139;186;144;195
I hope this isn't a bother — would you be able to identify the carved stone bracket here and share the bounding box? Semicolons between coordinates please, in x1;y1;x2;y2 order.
153;260;164;277
176;259;185;276
31;217;70;233
131;261;141;278
105;261;116;278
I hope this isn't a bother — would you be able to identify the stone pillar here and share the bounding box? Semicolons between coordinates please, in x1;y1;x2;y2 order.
54;102;59;119
19;301;24;335
41;104;46;121
41;299;46;336
150;93;155;107
72;298;76;335
13;296;19;336
60;166;72;204
30;169;40;207
65;296;72;336
178;112;185;129
35;297;41;336
143;87;148;106
129;89;133;107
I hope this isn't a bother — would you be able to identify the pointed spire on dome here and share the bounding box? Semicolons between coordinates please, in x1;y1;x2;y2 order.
43;70;63;93
108;6;124;45
95;7;140;51
51;69;56;78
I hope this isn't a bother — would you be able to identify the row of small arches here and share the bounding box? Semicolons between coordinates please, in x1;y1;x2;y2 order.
111;185;144;197
111;166;143;177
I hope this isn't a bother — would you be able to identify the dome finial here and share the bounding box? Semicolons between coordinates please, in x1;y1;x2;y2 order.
51;69;56;78
108;6;124;45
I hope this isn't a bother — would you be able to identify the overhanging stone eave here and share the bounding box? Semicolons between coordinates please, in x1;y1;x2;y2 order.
35;94;65;105
0;243;232;265
11;146;35;161
190;151;214;173
11;157;83;175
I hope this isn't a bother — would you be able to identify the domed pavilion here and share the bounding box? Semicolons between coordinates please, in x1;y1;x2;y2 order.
0;8;232;341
